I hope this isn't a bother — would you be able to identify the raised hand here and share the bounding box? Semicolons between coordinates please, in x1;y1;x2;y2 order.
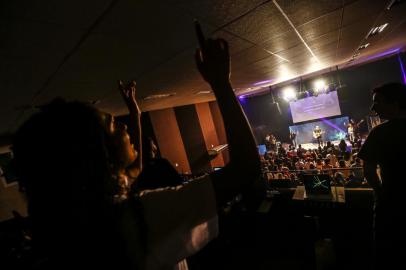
118;80;141;116
118;80;143;175
193;21;261;208
194;22;230;86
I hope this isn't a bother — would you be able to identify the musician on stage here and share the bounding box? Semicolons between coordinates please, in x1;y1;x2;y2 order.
348;118;364;144
313;125;323;147
347;121;355;142
289;130;297;148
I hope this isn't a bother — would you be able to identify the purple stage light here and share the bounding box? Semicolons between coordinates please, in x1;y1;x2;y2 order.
320;118;346;134
363;48;400;62
397;53;406;84
296;101;346;134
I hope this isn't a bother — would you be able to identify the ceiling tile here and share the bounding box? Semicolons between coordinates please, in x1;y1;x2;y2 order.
296;9;342;41
274;0;344;26
342;0;387;26
0;0;112;29
231;46;272;70
165;0;266;27
260;30;301;53
1;0;406;135
224;2;291;45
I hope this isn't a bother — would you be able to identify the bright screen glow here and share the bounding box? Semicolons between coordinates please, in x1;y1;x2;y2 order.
289;91;341;123
258;144;267;155
289;116;349;145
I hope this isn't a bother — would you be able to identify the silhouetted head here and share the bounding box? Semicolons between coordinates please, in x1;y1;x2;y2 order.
12;99;136;261
371;83;406;119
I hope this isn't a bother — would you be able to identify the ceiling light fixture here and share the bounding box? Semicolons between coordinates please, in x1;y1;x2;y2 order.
367;23;389;38
313;79;326;93
195;90;212;95
358;43;370;50
387;0;405;10
143;93;176;100
351;52;360;60
282;87;296;102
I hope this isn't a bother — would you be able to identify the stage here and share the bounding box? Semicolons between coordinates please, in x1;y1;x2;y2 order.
293;140;352;150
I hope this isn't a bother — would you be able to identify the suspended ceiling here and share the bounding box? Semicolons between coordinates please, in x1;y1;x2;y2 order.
1;0;406;136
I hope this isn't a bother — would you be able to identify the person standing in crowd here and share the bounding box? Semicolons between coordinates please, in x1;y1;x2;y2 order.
289;130;297;148
313;125;323;147
358;82;406;269
338;139;347;157
264;133;271;151
11;23;261;270
347;120;355;143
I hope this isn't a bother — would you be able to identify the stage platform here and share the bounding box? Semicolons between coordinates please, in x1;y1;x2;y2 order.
297;140;352;150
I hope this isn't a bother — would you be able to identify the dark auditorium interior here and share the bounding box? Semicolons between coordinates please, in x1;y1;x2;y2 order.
1;0;406;269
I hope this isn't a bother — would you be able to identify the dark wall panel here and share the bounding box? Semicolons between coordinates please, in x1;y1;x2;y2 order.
209;101;230;164
141;112;161;160
149;108;191;174
195;102;224;168
174;105;211;175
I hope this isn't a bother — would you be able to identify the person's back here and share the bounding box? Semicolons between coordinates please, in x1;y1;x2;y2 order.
350;158;364;180
360;119;406;201
358;82;406;269
337;159;350;179
339;139;347;153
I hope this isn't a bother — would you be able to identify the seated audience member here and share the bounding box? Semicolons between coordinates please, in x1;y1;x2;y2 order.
326;153;339;168
274;172;285;180
11;24;261;270
266;172;274;181
334;171;346;185
350;157;364;181
337;159;350;179
322;158;333;176
315;159;323;171
305;163;318;174
345;174;364;187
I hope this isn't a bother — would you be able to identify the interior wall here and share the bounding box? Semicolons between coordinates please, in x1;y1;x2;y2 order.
174;105;212;175
147;101;229;174
195;102;224;168
209;101;230;164
149;108;191;174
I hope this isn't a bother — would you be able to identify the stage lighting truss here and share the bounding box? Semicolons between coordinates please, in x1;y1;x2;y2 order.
281;79;337;102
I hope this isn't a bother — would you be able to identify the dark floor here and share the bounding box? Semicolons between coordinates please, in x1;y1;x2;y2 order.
188;188;374;270
0;188;374;270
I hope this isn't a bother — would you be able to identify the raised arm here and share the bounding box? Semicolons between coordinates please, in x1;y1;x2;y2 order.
118;80;142;177
194;22;261;206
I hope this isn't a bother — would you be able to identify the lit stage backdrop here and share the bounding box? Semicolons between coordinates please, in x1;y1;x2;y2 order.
290;91;341;123
289;116;349;145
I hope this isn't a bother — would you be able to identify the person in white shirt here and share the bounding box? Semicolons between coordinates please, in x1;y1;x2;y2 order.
11;22;261;270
